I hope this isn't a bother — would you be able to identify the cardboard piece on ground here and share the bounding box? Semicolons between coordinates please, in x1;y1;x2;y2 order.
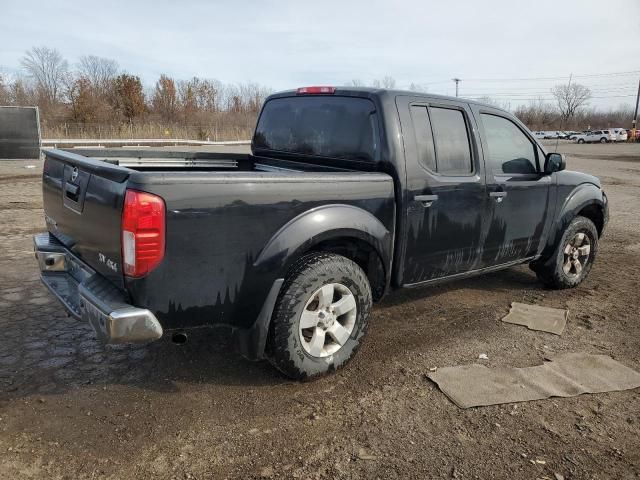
427;353;640;409
502;302;568;335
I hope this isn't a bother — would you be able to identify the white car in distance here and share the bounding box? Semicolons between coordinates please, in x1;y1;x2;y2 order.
610;128;628;142
573;130;611;144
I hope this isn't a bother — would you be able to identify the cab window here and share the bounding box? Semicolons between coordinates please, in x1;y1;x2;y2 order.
481;114;538;175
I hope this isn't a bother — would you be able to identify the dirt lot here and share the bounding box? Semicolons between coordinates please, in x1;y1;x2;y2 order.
1;143;639;479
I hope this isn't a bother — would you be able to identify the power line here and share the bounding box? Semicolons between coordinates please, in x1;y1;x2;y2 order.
460;70;640;82
462;90;637;97
463;94;637;102
416;70;640;85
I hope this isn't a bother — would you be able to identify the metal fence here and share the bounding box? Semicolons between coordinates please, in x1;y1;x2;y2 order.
0;106;41;159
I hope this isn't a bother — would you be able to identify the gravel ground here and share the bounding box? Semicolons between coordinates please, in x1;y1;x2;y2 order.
1;144;639;479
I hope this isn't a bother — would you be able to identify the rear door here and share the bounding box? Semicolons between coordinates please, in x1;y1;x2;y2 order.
42;149;130;288
470;106;552;266
396;96;488;285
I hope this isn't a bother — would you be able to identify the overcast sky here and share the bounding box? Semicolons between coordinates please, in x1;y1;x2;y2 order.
2;0;639;109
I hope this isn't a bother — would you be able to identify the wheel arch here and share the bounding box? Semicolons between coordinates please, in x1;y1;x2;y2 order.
539;182;606;262
253;204;392;300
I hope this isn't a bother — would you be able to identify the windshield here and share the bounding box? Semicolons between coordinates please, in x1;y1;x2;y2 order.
253;96;379;162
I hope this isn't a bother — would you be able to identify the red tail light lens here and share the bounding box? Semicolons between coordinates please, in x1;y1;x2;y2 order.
296;86;336;94
121;189;165;277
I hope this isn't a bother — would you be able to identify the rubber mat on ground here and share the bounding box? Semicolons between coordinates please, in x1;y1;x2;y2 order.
501;302;568;335
427;353;640;408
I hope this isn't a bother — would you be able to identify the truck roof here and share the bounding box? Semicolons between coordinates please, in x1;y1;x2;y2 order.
267;87;508;113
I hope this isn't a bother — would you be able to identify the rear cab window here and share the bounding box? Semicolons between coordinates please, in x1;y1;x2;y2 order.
410;104;473;175
253;96;379;163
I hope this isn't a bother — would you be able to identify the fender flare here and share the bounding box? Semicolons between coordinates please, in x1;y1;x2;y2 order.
236;204;392;361
254;203;393;279
540;183;605;261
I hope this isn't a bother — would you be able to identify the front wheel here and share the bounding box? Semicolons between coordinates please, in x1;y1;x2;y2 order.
266;253;372;380
600;137;607;144
578;138;585;144
534;216;598;289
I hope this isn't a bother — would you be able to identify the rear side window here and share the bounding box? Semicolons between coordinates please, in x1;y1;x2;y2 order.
410;106;437;171
430;107;473;175
481;113;537;175
253;96;378;162
410;105;473;175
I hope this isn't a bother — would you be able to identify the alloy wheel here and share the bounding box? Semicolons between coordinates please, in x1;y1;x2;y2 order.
562;232;591;278
298;283;357;358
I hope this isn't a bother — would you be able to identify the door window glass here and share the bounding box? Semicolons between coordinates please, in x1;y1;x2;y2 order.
481;114;537;175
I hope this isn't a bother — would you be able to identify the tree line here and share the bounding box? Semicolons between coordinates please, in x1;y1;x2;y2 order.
0;47;271;140
0;46;636;139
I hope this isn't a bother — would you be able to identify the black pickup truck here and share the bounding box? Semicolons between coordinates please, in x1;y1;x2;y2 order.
35;86;608;379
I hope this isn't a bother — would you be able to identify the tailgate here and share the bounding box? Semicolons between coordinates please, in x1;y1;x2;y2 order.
42;149;131;289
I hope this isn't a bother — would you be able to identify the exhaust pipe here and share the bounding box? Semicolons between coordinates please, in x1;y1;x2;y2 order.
171;332;188;345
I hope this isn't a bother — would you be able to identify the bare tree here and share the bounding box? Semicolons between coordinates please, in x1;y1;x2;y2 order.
20;47;69;104
112;74;145;122
78;55;118;94
409;82;427;93
350;79;364;87
514;98;558;130
152;74;178;121
372;76;396;89
552;83;591;122
381;75;396;89
0;73;9;104
7;77;36;106
67;77;99;123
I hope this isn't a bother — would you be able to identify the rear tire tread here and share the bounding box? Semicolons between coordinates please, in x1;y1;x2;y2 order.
267;252;372;380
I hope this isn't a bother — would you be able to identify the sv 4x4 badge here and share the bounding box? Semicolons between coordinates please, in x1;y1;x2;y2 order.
98;253;118;273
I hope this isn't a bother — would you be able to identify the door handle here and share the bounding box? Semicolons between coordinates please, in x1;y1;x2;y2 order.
414;194;438;207
65;182;80;201
489;191;507;203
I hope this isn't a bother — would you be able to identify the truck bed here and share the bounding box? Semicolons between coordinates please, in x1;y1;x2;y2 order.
40;148;396;338
66;147;357;173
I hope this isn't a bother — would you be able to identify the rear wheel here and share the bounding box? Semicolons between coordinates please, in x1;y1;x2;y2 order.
534;216;598;289
600;137;607;143
267;253;372;380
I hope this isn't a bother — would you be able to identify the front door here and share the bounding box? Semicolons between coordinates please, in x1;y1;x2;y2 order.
471;106;552;267
397;97;488;285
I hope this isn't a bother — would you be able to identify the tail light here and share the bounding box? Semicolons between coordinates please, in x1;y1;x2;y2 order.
121;189;165;277
296;86;336;94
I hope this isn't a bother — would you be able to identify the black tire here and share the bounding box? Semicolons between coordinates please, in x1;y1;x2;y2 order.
578;139;585;144
266;252;372;380
600;137;607;144
534;216;598;289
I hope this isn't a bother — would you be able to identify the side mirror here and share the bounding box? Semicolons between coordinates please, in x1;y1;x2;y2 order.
544;152;566;174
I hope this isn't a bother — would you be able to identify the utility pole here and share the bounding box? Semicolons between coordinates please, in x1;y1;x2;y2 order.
632;77;640;141
452;78;461;97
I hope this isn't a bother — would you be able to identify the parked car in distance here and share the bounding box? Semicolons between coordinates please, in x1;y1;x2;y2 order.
35;87;609;379
533;131;547;139
610;128;628;142
543;131;572;139
573;130;611;144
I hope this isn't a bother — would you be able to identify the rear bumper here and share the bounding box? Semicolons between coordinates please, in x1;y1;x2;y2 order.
34;233;163;344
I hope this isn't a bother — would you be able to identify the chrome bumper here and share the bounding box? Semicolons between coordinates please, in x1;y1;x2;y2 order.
34;233;163;344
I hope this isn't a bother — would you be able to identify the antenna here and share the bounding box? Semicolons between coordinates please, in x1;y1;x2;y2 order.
452;78;461;97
